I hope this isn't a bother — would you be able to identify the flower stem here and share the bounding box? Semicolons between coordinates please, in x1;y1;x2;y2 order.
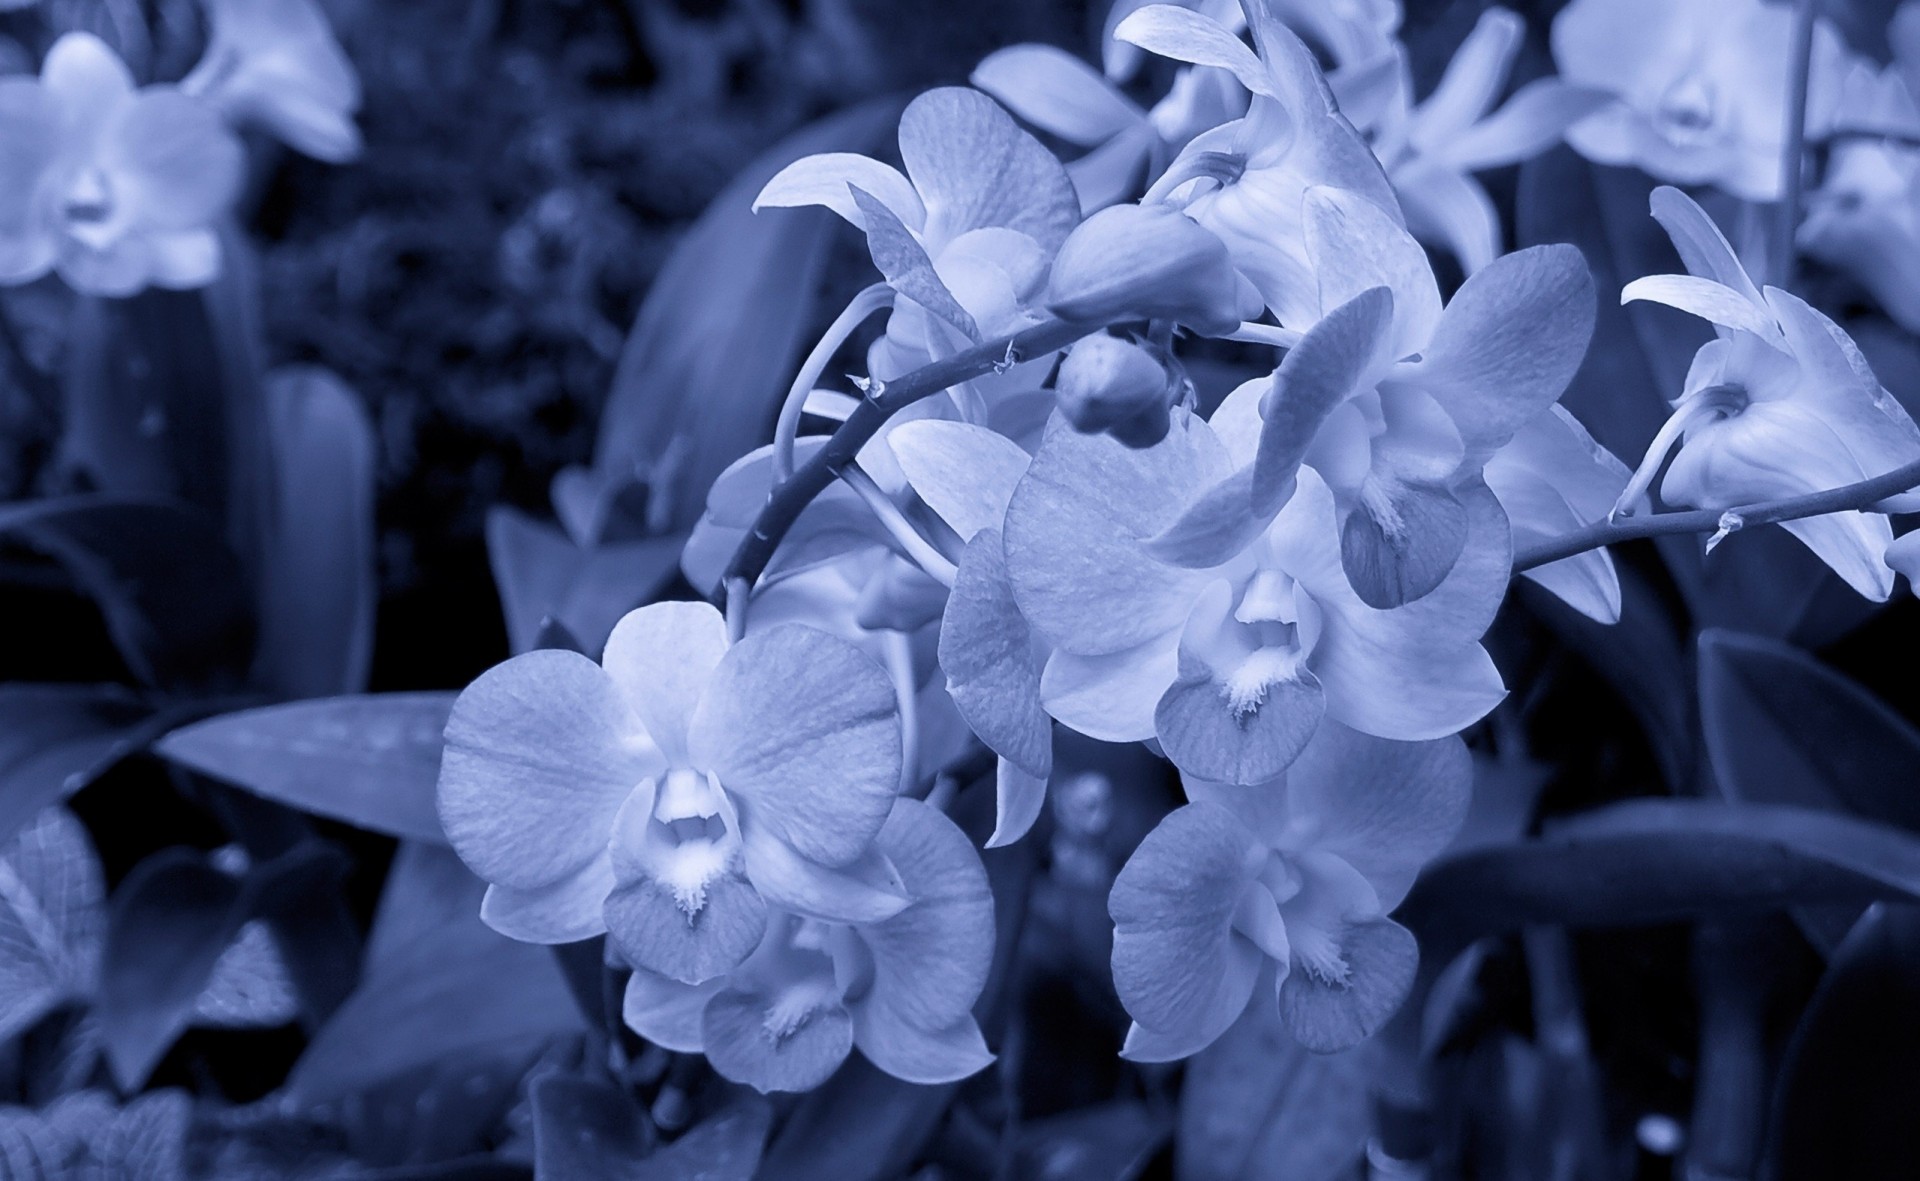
773;282;893;483
1771;0;1819;288
715;316;1097;601
1514;454;1920;572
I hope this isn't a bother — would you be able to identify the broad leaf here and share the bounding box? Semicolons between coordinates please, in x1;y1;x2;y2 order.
760;1057;954;1181
156;693;457;844
0;684;166;846
485;506;683;657
191;919;300;1029
0;807;105;1044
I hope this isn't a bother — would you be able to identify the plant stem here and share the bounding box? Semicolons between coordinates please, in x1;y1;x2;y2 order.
714;316;1095;600
1514;455;1920;572
1772;0;1819;289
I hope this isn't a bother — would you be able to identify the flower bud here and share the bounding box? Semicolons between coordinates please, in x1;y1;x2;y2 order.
1055;335;1174;448
1044;204;1248;335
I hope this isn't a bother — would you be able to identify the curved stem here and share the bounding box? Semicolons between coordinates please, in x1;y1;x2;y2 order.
841;463;958;588
1771;0;1818;288
1515;455;1920;572
773;282;893;483
715;316;1096;601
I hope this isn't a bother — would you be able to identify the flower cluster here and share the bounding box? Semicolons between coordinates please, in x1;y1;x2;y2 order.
440;0;1920;1090
0;0;358;297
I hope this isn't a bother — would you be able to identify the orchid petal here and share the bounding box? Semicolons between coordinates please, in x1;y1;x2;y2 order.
600;601;728;764
940;529;1053;777
1394;160;1501;275
859;800;996;1037
1277;916;1418;1052
970;45;1145;146
898;87;1079;251
1443;78;1614;171
1114;6;1277;99
479;854;615;944
604;865;767;985
440;650;657;890
1041;638;1179;743
41;33;133;133
1155;595;1324;785
990;757;1050;849
1285;725;1471;909
740;825;910;925
1110;801;1263;1055
703;984;853;1094
855;1014;993;1084
1647;186;1768;310
622;969;721;1053
1622;275;1780;340
1303;189;1440;362
851;186;980;342
1484;406;1628;624
1340;481;1471;609
1145;466;1269;569
108;89;245;230
1410;243;1595;462
1413;7;1523;146
889;419;1032;540
755;153;925;232
692;624;901;868
1005;411;1229;655
1257;285;1398;513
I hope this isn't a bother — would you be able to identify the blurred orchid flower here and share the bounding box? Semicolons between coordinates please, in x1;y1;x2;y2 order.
1361;8;1609;273
1171;187;1590;611
1800;57;1920;332
1618;187;1920;600
0;34;242;297
1111;723;1468;1059
183;0;362;163
623;799;994;1093
1002;398;1509;787
1117;0;1398;328
438;601;909;986
1551;0;1854;202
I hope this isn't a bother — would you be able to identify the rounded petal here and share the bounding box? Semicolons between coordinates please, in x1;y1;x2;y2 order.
970;45;1143;146
1303;187;1441;360
1276;917;1418;1052
940;529;1052;777
1005;410;1229;655
691;623;901;867
857;799;995;1045
1484;405;1628;623
106;89;244;231
1040;637;1178;743
622;969;721;1053
754;152;924;232
898;87;1079;252
703;985;853;1094
889;418;1032;541
601;601;729;763
740;824;910;925
1109;801;1264;1045
479;854;615;944
439;649;657;890
604;867;767;985
41;33;134;136
855;1013;993;1084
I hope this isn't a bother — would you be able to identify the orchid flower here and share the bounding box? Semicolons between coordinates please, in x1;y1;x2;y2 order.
1617;187;1920;600
1483;406;1631;624
438;601;909;986
1800;61;1920;333
1116;0;1399;329
0;34;242;297
1169;186;1591;611
182;0;363;163
1359;8;1609;273
1110;723;1469;1059
1000;395;1509;787
622;798;994;1093
1551;0;1855;202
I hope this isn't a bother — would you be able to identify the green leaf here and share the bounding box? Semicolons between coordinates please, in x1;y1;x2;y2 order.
485;507;683;657
191;919;300;1030
288;843;582;1103
1700;630;1920;832
0;497;254;690
254;366;377;699
155;693;456;844
591;97;903;533
1403;799;1920;961
530;1072;655;1178
1177;999;1367;1181
0;684;165;846
759;1057;954;1181
1768;904;1920;1179
0;807;105;1044
1019;1102;1170;1181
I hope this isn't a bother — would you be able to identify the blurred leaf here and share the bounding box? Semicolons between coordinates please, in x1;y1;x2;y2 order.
191;918;300;1030
1768;904;1920;1180
592;97;903;532
531;1071;655;1179
1020;1101;1170;1181
760;1056;953;1181
95;1088;191;1181
0;683;163;846
1178;999;1366;1181
1700;630;1920;832
645;1100;773;1181
288;843;582;1103
0;496;254;690
156;693;456;844
1516;571;1694;792
100;849;247;1089
485;507;682;657
0;807;105;1044
1405;800;1920;964
254;366;377;699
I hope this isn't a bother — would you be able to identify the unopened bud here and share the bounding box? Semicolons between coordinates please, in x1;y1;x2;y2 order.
1044;204;1247;335
1056;335;1174;448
